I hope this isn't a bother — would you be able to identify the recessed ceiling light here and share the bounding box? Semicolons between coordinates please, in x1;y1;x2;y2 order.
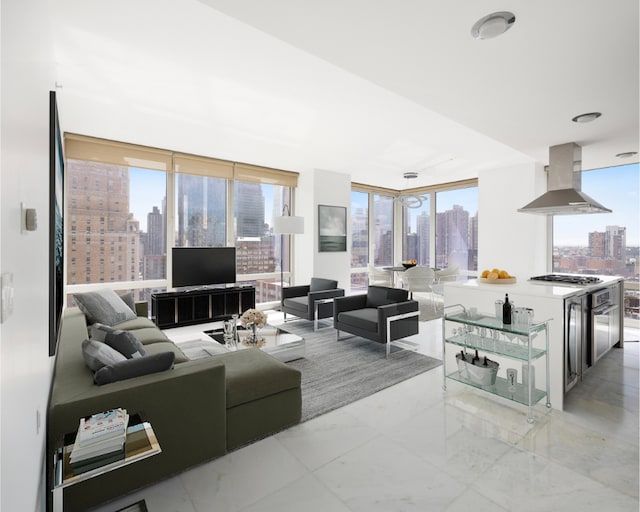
615;151;638;158
471;12;516;40
403;172;419;179
571;112;602;123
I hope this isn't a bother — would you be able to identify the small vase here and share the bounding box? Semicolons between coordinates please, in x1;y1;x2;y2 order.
245;323;260;344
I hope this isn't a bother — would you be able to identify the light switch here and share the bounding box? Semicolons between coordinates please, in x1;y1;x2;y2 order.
1;272;14;323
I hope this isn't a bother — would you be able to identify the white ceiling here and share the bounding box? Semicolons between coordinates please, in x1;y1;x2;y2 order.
53;0;638;190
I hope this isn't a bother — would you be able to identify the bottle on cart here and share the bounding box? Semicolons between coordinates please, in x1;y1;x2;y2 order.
503;294;512;324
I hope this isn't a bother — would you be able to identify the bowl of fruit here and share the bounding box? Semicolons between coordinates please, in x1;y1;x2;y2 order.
479;268;516;284
401;260;417;269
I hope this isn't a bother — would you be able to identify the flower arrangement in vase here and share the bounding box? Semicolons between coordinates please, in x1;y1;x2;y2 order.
239;309;267;345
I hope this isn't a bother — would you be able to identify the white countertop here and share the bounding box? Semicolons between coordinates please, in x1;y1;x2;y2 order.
445;274;623;301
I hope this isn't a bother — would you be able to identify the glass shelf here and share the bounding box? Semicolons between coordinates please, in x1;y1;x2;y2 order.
446;370;548;407
444;312;549;336
445;333;546;361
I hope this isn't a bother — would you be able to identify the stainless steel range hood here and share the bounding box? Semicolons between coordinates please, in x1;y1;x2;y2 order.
518;142;612;215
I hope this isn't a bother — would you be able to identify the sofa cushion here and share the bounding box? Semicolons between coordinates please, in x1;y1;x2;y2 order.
113;317;157;331
74;289;137;326
337;308;379;333
81;339;127;371
365;286;409;308
309;278;338;292
93;352;175;385
221;350;301;408
90;324;146;359
143;341;190;364
283;296;308;313
127;327;171;345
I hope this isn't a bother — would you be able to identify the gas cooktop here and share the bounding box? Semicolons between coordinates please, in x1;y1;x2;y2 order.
529;274;603;285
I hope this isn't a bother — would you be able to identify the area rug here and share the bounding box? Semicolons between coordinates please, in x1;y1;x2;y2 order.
273;319;442;422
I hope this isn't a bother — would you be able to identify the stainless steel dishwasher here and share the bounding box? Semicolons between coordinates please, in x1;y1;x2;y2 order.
589;283;621;365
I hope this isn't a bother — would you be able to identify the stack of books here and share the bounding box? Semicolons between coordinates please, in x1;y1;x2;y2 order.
69;408;129;474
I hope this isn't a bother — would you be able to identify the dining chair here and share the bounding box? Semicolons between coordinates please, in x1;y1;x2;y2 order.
402;266;438;316
368;266;393;287
432;264;460;308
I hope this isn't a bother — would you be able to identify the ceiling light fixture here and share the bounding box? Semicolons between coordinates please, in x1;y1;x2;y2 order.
394;172;428;209
571;112;602;123
471;11;516;40
615;151;637;159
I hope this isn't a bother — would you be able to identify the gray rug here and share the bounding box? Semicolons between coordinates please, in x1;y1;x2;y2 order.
274;319;442;422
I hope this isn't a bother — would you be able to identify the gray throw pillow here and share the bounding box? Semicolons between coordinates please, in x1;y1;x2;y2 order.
93;352;175;385
74;289;138;326
118;292;137;314
90;324;146;359
81;339;127;372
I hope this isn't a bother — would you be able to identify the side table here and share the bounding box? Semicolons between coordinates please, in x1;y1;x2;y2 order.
52;414;161;512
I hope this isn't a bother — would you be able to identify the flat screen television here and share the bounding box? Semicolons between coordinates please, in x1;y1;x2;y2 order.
172;247;237;289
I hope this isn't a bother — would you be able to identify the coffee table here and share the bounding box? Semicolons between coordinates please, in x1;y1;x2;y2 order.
204;324;305;362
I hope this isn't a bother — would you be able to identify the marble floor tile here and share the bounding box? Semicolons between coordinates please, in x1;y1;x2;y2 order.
238;474;351;512
473;447;639;512
275;407;377;471
520;412;640;498
179;437;308;512
443;488;508;512
389;402;514;485
314;435;466;512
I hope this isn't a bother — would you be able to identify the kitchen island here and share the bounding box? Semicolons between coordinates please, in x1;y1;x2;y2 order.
443;274;624;411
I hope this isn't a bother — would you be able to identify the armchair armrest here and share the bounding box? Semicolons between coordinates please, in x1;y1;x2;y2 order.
377;300;419;321
334;293;367;314
308;288;345;303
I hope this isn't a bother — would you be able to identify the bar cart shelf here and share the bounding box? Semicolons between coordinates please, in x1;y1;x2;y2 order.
442;304;551;423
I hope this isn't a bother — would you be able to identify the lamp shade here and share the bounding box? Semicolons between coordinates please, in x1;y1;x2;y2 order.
273;215;304;235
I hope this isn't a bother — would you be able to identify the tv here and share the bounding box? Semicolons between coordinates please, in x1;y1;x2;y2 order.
172;247;237;289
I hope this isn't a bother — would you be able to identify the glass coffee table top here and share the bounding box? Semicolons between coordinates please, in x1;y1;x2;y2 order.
204;324;305;362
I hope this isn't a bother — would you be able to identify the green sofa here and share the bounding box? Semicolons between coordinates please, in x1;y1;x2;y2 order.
48;305;302;511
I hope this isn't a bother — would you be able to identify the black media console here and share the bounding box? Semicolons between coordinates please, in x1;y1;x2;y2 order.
151;286;256;329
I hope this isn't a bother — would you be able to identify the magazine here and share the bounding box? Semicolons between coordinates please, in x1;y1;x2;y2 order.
77;408;129;444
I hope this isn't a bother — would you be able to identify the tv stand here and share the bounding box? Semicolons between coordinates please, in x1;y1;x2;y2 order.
151;286;256;329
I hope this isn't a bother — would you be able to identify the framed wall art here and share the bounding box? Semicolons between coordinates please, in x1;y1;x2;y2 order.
318;205;347;252
49;90;64;356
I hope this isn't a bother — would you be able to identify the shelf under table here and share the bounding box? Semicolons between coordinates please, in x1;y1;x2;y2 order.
446;370;547;407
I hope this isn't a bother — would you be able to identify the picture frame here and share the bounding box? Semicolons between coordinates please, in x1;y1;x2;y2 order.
318;204;347;252
49;90;65;356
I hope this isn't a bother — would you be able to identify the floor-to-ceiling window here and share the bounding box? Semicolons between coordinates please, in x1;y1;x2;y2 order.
400;180;478;277
350;187;396;290
553;163;639;322
64;135;297;309
435;186;478;274
350;190;370;290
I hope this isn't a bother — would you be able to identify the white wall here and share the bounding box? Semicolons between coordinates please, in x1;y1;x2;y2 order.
286;168;352;292
1;1;56;511
296;169;351;291
478;163;549;278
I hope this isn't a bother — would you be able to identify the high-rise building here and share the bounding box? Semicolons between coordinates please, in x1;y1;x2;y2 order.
606;225;626;261
235;181;265;239
416;211;430;265
436;204;469;269
589;231;607;258
177;174;226;247
66;160;141;286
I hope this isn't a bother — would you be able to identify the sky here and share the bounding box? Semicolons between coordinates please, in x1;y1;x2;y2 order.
553;163;639;246
129;163;639;246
